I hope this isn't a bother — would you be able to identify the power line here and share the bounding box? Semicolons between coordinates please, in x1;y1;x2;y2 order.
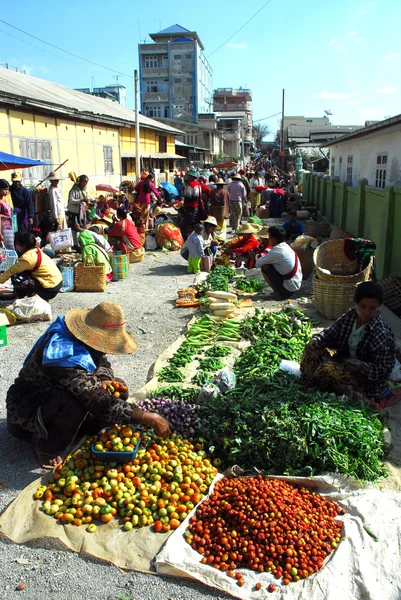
0;18;134;79
207;0;274;59
253;111;282;123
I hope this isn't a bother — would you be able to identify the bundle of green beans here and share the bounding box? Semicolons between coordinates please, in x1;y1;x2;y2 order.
199;357;226;372
157;366;185;382
168;341;197;368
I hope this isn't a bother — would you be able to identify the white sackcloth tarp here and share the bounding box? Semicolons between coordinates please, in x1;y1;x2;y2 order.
156;474;401;600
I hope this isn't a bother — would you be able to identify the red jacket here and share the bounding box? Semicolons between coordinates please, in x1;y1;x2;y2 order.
135;179;162;205
228;234;260;255
107;218;142;251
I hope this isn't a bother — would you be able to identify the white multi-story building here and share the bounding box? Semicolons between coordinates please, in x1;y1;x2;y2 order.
138;24;213;124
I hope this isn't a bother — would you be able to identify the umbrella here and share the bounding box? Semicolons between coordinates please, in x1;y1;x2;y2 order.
160;181;179;196
95;184;119;193
0;150;48;171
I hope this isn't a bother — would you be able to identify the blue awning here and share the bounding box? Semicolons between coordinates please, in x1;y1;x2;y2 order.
0;151;48;171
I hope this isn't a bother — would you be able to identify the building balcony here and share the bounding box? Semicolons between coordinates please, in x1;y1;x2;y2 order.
142;91;169;102
220;131;241;140
141;67;169;76
214;102;249;112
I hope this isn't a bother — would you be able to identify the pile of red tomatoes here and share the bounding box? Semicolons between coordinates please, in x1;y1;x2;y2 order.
185;475;345;587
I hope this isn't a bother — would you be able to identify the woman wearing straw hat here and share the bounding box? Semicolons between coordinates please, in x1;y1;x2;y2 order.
6;302;171;467
209;178;229;232
47;172;66;229
223;223;260;267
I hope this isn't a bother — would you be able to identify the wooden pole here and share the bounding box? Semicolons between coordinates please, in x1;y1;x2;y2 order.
135;69;141;182
37;158;69;187
280;89;285;174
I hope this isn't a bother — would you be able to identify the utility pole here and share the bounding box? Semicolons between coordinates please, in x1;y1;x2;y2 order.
280;89;285;174
134;69;141;182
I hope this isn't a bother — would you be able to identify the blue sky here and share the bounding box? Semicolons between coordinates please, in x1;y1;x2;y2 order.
1;0;400;139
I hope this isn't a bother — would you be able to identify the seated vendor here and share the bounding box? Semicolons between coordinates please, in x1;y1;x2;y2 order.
78;229;113;283
201;215;219;257
0;232;62;301
301;282;396;404
223;222;260;267
107;207;144;260
282;210;304;240
6;302;171;468
254;225;302;299
247;226;271;269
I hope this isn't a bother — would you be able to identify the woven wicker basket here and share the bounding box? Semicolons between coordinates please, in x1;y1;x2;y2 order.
313;277;356;320
129;248;145;263
329;225;352;240
110;251;129;281
313;239;373;283
304;220;330;238
380;276;401;316
296;248;314;280
75;256;107;292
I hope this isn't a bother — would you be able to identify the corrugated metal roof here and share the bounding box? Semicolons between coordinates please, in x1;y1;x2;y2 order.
0;67;184;135
155;24;190;35
324;114;401;147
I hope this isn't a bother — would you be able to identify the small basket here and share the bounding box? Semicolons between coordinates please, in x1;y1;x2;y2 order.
49;228;73;252
110;251;129;281
129;248;145;263
313;276;356;320
0;244;18;273
313;239;373;283
304;220;330;238
380;276;401;316
91;426;142;463
74;256;107;292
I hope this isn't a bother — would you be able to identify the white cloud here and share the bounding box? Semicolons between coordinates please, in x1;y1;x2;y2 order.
376;87;397;94
356;107;384;121
227;42;247;50
348;100;364;105
385;52;400;59
355;37;365;44
348;29;358;37
312;91;358;100
329;38;337;46
359;2;376;14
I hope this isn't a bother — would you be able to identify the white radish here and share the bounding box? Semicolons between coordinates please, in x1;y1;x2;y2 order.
207;291;237;301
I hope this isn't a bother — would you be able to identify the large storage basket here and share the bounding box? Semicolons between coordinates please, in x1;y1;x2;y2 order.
329;225;352;240
74;256;106;292
0;244;17;272
380;276;401;316
313;239;373;283
304;220;330;238
296;248;314;280
110;251;129;281
313;276;356;320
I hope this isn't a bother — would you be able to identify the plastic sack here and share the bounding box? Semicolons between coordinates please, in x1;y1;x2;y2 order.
279;359;301;377
145;235;158;251
390;359;401;382
8;295;52;322
197;383;220;404
155;222;184;251
291;234;318;251
213;367;236;393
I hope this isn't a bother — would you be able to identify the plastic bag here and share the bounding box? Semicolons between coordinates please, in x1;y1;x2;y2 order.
390;359;401;382
279;359;301;377
197;383;220;404
213;368;236;393
8;296;52;322
291;234;318;251
145;235;158;251
155;222;184;251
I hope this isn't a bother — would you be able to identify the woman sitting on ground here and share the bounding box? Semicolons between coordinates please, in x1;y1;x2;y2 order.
301;282;397;408
254;225;302;299
282;210;304;240
6;302;171;467
78;229;113;283
223;223;260;267
107;207;144;261
0;232;62;300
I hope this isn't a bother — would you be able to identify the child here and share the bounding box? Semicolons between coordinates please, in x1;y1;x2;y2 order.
187;223;205;274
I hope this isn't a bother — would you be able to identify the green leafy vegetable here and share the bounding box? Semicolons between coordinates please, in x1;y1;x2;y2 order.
236;278;265;293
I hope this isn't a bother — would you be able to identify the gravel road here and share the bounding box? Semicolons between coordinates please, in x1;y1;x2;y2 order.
0;248;313;600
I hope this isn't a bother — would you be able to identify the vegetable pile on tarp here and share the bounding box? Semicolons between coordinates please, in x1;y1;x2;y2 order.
137;396;200;440
185;475;345;586
197;308;388;482
235;278;265;293
33;429;218;532
206;266;236;292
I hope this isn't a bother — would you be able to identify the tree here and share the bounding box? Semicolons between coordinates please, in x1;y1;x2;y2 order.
252;123;270;149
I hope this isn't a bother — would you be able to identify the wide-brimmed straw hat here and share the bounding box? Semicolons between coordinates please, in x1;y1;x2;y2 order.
65;302;138;355
232;174;242;180
47;172;65;181
257;226;271;238
237;223;259;234
92;215;114;225
215;178;226;185
11;172;22;182
202;216;218;226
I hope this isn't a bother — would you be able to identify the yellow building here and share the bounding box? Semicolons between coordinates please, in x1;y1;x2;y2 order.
0;67;184;200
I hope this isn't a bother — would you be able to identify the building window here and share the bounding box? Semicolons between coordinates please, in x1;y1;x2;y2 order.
159;136;167;153
186;77;192;83
185;53;192;59
346;156;353;183
146;80;158;92
306;119;313;123
164;106;169;118
376;153;388;188
145;105;161;118
173;54;181;60
145;55;158;68
103;146;113;174
19;138;52;181
175;78;182;83
331;157;335;178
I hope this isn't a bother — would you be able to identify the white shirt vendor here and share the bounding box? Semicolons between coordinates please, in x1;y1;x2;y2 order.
48;184;65;221
255;242;302;292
